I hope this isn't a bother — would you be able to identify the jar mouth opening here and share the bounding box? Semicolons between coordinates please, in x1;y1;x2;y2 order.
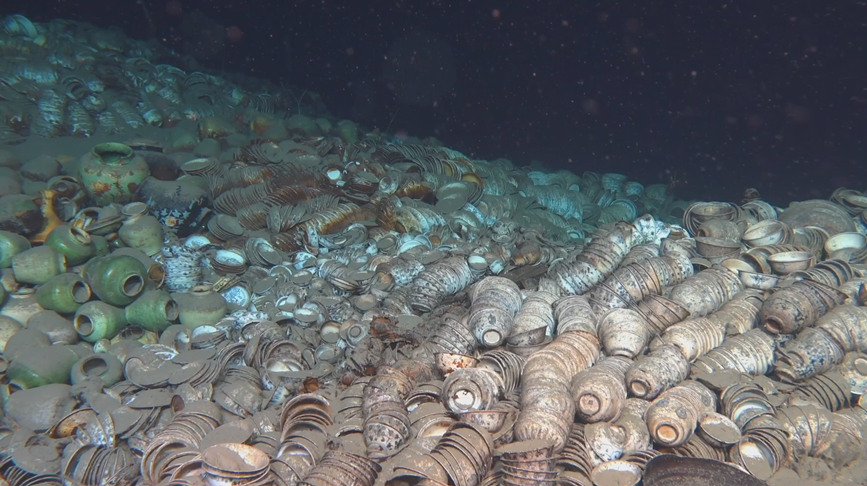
79;354;110;376
74;314;94;336
92;143;134;163
122;275;145;298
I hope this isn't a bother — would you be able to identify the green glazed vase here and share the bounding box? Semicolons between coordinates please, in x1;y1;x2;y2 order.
118;202;164;257
11;245;67;285
0;229;31;268
44;224;96;266
6;343;89;389
35;272;92;314
172;286;228;329
84;254;147;306
73;300;127;342
125;289;179;333
77;142;151;206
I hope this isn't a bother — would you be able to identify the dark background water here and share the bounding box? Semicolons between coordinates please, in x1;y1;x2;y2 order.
4;1;866;206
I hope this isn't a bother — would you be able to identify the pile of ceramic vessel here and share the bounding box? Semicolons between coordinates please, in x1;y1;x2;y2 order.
2;12;867;486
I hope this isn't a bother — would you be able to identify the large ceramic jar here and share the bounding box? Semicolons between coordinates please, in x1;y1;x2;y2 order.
125;289;179;332
172;285;228;329
0;230;31;268
77;142;151;206
35;272;92;314
137;177;209;237
70;353;124;386
6;343;90;389
44;224;96;266
83;254;148;306
119;202;164;257
74;300;127;342
11;245;67;284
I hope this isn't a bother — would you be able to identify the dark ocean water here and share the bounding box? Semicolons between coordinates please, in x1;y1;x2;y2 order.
3;0;865;206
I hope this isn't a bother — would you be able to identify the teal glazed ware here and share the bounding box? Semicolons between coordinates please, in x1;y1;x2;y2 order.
35;272;92;314
172;286;228;329
84;254;147;306
73;300;127;342
6;343;89;389
69;352;123;386
11;245;67;285
44;224;96;266
125;289;179;333
77;142;151;205
118;202;165;257
0;229;31;268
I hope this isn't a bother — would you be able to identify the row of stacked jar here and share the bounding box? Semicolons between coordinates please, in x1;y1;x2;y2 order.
406;197;867;484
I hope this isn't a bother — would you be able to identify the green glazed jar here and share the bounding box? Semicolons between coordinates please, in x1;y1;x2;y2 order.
6;343;89;389
125;289;179;333
44;224;96;266
84;254;147;306
77;142;151;206
35;272;92;314
172;286;228;329
11;245;67;285
0;229;31;268
69;352;123;386
118;202;164;257
74;300;127;342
